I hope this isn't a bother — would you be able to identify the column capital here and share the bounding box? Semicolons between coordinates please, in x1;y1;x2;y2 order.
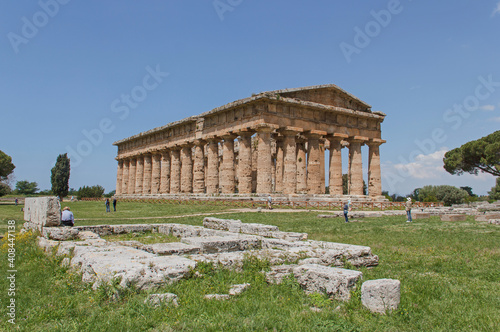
254;123;279;133
367;138;386;147
205;135;221;143
237;128;255;137
327;133;349;142
221;133;238;141
280;126;303;136
305;130;327;138
348;136;369;144
193;139;206;146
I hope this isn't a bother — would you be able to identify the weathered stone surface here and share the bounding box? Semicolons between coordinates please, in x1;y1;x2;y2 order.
229;283;251;296
74;225;113;236
42;227;79;241
440;214;467;222
293;264;363;301
413;213;430;219
361;279;400;314
24;197;61;230
203;217;243;232
270;231;307;241
144;293;179;307
204;294;230;300
109;224;153;234
78;231;101;240
116;240;146;250
475;213;500;222
181;235;261;253
145;242;201;255
489;219;500;225
266;264;297;284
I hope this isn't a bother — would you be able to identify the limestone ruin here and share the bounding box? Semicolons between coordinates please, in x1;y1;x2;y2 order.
113;84;386;200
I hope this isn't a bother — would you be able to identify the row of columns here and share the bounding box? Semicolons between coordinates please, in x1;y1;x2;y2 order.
116;126;384;197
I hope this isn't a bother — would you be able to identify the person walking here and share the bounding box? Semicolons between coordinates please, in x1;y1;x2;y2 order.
405;197;413;222
112;197;117;212
105;198;110;212
61;207;74;227
343;201;349;223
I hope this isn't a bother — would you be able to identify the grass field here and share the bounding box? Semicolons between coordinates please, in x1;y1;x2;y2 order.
0;201;499;331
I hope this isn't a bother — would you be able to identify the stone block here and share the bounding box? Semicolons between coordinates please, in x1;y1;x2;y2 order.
475;213;500;222
203;217;242;232
181;235;261;253
42;227;79;241
228;283;251;296
440;214;467;221
489;219;500;225
361;279;400;314
292;264;363;301
109;224;152;234
74;225;113;236
24;197;61;230
144;293;179;307
204;294;230;300
270;231;308;241
413;213;430;219
145;242;201;255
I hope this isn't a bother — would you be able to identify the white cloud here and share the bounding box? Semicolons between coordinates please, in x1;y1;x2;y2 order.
392;148;448;179
492;2;500;16
480;104;495;111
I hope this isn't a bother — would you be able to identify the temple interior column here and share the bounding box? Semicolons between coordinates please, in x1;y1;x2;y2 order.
348;137;366;196
160;150;171;194
135;154;144;195
328;134;347;196
151;153;161;194
116;159;123;195
238;131;253;194
256;125;276;193
296;137;307;194
181;144;193;193
306;131;326;194
368;139;385;198
142;153;152;195
275;137;284;193
128;157;136;195
282;127;302;195
170;148;181;194
206;138;220;194
121;159;129;195
221;134;236;194
193;140;206;194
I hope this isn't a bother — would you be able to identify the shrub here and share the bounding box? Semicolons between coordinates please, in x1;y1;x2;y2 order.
77;185;105;199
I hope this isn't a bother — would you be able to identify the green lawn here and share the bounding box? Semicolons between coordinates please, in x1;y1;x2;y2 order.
0;201;499;331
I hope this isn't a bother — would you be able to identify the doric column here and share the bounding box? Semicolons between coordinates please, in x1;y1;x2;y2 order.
181;144;193;193
128;157;136;195
348;136;368;196
368;139;385;198
328;133;348;196
306;130;326;194
160;150;171;194
151;152;161;195
193;140;206;194
319;139;326;194
256;124;277;193
282;127;302;195
142;153;152;195
274;137;284;193
121;158;129;195
135;154;144;195
221;134;237;194
116;159;124;195
296;136;307;194
238;131;253;194
206;138;220;194
170;148;181;194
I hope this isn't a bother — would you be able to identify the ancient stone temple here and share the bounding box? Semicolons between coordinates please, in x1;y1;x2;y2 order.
113;84;386;199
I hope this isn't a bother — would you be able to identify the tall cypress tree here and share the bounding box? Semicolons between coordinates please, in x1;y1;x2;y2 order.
51;153;70;200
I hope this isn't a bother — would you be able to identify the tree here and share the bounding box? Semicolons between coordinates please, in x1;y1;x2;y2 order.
0;183;11;197
51;153;70;200
417;185;469;206
460;186;476;197
0;150;15;181
15;180;39;195
77;185;105;199
489;178;500;201
443;131;500;177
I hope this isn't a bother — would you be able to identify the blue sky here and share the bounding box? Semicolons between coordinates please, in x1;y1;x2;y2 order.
1;0;499;195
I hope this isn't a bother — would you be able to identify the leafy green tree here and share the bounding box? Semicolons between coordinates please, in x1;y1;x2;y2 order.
460;186;476;197
417;185;469;206
0;150;15;181
0;183;11;197
15;180;39;195
443;131;500;177
51;154;70;200
77;185;105;199
489;178;500;201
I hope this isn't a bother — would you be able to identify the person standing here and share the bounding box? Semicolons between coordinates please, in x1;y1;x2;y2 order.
343;202;349;223
267;195;273;210
105;198;110;212
112;197;117;212
61;207;74;227
405;197;413;222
